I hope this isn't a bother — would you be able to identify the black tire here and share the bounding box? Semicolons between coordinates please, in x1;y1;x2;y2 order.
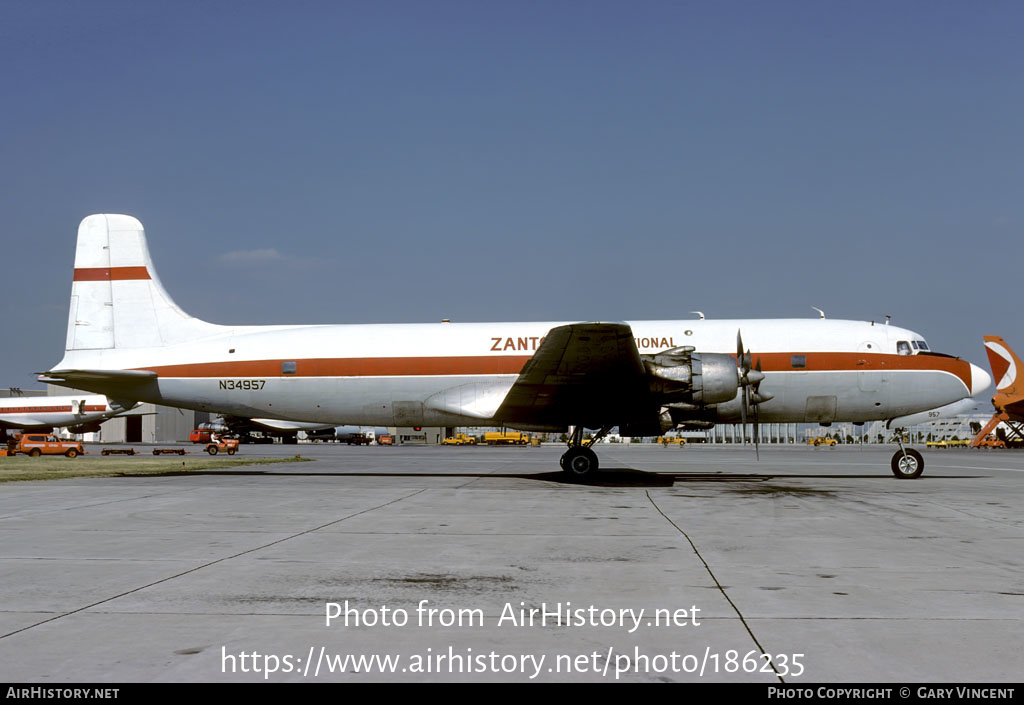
153;449;160;456
128;449;135;455
101;450;109;456
561;447;599;479
891;448;924;479
178;449;185;455
65;448;78;458
29;448;41;457
207;446;218;455
227;448;236;455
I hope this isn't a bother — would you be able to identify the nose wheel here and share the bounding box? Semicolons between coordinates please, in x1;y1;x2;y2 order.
890;428;925;479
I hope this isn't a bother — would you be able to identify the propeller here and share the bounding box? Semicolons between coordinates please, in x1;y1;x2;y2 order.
752;358;763;459
736;330;771;458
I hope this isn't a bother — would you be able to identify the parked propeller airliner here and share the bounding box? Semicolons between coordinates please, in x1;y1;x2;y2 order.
41;215;990;478
0;393;136;436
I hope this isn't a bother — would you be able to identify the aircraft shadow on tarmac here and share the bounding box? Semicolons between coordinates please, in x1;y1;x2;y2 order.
123;468;979;487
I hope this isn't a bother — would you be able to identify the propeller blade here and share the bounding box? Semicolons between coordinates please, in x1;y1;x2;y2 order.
740;385;748;446
753;399;760;461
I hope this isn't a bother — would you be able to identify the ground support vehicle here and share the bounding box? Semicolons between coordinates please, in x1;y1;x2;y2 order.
100;448;136;456
205;439;239;455
483;432;530;445
656;436;686;446
14;434;85;458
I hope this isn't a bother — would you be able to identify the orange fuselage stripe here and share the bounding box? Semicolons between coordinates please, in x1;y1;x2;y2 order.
136;352;972;390
0;405;106;414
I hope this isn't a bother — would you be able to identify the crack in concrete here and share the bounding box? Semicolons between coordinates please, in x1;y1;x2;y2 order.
0;488;427;641
646;489;785;683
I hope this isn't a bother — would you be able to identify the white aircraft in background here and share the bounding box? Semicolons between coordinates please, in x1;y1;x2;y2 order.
212;415;336;442
41;215;990;479
0;393;136;436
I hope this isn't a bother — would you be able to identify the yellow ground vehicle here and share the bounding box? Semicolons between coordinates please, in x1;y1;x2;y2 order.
656;436;686;446
442;433;477;446
483;431;530;445
808;437;837;446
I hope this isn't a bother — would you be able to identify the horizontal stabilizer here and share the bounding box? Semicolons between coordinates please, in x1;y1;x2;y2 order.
249;418;336;432
38;369;158;397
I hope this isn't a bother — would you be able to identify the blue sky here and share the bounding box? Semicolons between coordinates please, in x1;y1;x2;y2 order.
2;1;1022;388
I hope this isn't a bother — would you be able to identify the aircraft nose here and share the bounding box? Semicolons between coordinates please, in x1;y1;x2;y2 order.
970;362;992;397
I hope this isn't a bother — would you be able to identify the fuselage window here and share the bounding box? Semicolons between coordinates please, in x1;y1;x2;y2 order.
791;355;806;368
897;341;911;356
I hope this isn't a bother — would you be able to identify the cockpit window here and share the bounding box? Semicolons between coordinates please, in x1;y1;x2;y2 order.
897;341;911;356
913;340;929;351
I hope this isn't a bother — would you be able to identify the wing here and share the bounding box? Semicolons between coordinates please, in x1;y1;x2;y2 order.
494;322;652;428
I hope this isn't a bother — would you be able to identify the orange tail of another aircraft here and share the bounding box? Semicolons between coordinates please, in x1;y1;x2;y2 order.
972;336;1024;447
983;336;1022;395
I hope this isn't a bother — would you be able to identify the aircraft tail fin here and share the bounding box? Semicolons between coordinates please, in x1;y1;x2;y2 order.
65;214;222;352
983;335;1021;394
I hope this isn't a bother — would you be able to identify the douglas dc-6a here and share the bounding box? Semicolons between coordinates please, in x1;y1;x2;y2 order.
41;215;990;478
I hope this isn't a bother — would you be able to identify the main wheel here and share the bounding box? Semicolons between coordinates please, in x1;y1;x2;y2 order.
561;447;599;479
891;448;924;479
207;446;218;455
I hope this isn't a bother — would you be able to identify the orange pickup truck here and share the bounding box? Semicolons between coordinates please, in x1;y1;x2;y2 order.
12;434;85;458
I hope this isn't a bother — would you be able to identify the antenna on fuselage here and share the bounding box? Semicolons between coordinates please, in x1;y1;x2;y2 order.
689;311;705;320
811;307;826;319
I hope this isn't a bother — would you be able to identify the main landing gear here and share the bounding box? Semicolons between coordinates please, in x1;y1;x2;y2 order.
890;427;924;479
560;425;612;479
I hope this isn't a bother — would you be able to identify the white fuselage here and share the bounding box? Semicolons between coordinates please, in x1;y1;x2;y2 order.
52;318;983;429
43;215;989;433
0;394;123;432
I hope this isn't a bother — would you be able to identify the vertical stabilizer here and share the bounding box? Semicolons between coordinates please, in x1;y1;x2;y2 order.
983;335;1021;394
66;214;222;351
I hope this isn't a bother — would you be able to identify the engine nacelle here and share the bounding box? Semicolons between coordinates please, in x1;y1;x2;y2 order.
645;349;739;406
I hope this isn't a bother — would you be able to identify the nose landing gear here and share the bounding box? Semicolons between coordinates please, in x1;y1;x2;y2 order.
890;428;924;479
